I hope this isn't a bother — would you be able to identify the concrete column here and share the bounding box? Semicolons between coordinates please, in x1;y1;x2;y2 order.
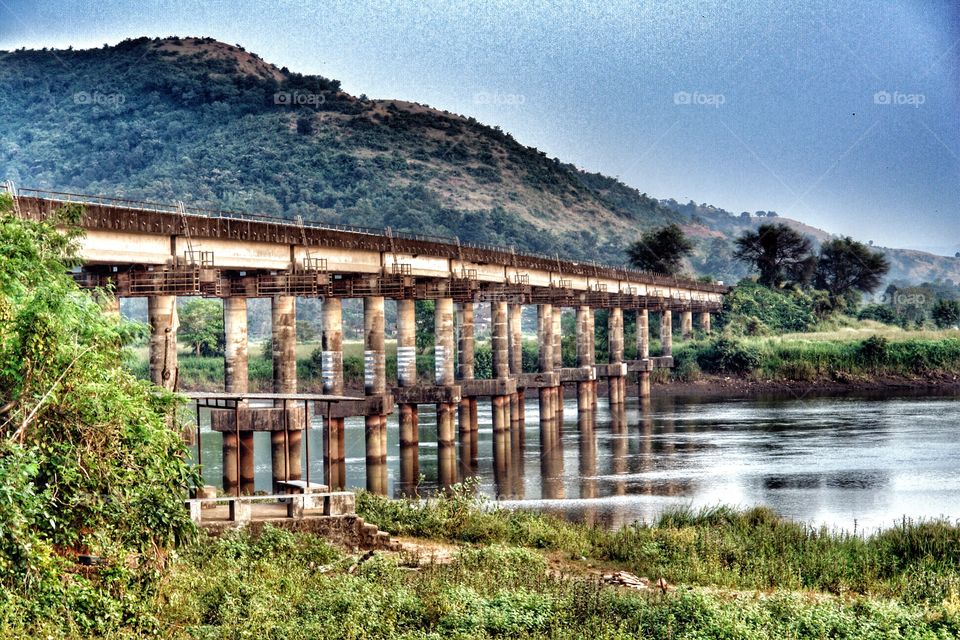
223;297;247;495
272;296;297;394
509;304;523;376
364;296;387;494
552;309;563;369
608;307;625;407
700;311;712;334
239;431;255;495
576;306;595;416
457;302;476;464
638;308;651;399
537;304;555;425
271;296;299;492
681;310;693;341
492;301;509;379
661;309;673;358
321;298;345;489
148;295;178;391
364;297;386;395
491;300;511;441
396;299;418;494
576;306;593;367
435;298;455;386
435;298;457;489
224;297;248;393
508;303;524;430
638;309;650;359
457;302;475;380
396;299;417;387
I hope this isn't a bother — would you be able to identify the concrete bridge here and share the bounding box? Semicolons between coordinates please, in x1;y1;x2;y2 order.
3;184;726;496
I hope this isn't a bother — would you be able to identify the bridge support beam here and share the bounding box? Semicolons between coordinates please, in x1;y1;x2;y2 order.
396;299;418;495
364;296;388;494
222;297;248;495
661;309;673;358
509;303;524;431
576;306;596;417
681;310;693;341
148;295;179;391
322;298;345;489
637;309;651;399
457;302;478;474
700;311;712;335
537;304;558;427
607;307;625;408
435;297;457;490
492;301;510;436
271;295;300;493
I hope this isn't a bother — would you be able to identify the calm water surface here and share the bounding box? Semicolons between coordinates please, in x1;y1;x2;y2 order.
192;390;960;531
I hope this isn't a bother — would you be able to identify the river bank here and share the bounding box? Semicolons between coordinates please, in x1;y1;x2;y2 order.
26;495;959;639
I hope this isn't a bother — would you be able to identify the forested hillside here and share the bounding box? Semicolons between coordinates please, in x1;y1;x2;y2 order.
1;36;956;283
0;37;679;263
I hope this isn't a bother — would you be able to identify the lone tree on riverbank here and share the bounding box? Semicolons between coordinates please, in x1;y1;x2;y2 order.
814;237;890;309
733;223;816;287
627;224;694;276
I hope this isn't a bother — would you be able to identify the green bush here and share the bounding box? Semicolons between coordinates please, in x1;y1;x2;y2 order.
696;337;762;374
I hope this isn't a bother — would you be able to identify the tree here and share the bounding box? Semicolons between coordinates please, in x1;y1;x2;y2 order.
814;237;890;309
179;298;225;356
932;299;960;328
626;224;694;275
733;223;816;287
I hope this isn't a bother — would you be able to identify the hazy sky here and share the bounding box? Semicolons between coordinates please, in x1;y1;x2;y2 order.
2;0;958;252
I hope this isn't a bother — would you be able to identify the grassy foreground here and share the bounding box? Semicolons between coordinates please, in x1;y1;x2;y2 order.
13;492;960;638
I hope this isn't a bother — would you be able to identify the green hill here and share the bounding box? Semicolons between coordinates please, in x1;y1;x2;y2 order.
0;36;678;263
2;36;957;284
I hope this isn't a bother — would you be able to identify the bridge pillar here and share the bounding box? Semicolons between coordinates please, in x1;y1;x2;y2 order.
322;298;345;489
396;299;418;495
222;297;248;494
608;307;625;408
270;295;300;493
700;311;712;335
552;307;563;421
457;302;478;474
681;310;693;341
661;309;673;358
435;297;457;490
537;304;557;426
492;300;510;435
148;295;179;391
638;309;651;399
576;306;595;417
364;296;388;494
508;303;524;431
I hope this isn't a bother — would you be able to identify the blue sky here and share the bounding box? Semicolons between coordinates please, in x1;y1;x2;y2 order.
2;0;958;253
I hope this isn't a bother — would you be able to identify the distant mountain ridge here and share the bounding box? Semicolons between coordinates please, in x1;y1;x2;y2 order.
0;36;955;285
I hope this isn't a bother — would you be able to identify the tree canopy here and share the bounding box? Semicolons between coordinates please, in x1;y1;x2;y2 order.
733;223;816;287
626;224;694;276
814;236;890;308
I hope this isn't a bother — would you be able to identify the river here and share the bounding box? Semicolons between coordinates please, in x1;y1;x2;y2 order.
192;390;960;532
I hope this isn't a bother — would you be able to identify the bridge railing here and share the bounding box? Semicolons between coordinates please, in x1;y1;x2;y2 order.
11;186;728;293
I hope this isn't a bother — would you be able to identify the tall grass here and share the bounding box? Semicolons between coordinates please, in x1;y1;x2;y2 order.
144;525;960;639
358;491;960;605
674;333;960;381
